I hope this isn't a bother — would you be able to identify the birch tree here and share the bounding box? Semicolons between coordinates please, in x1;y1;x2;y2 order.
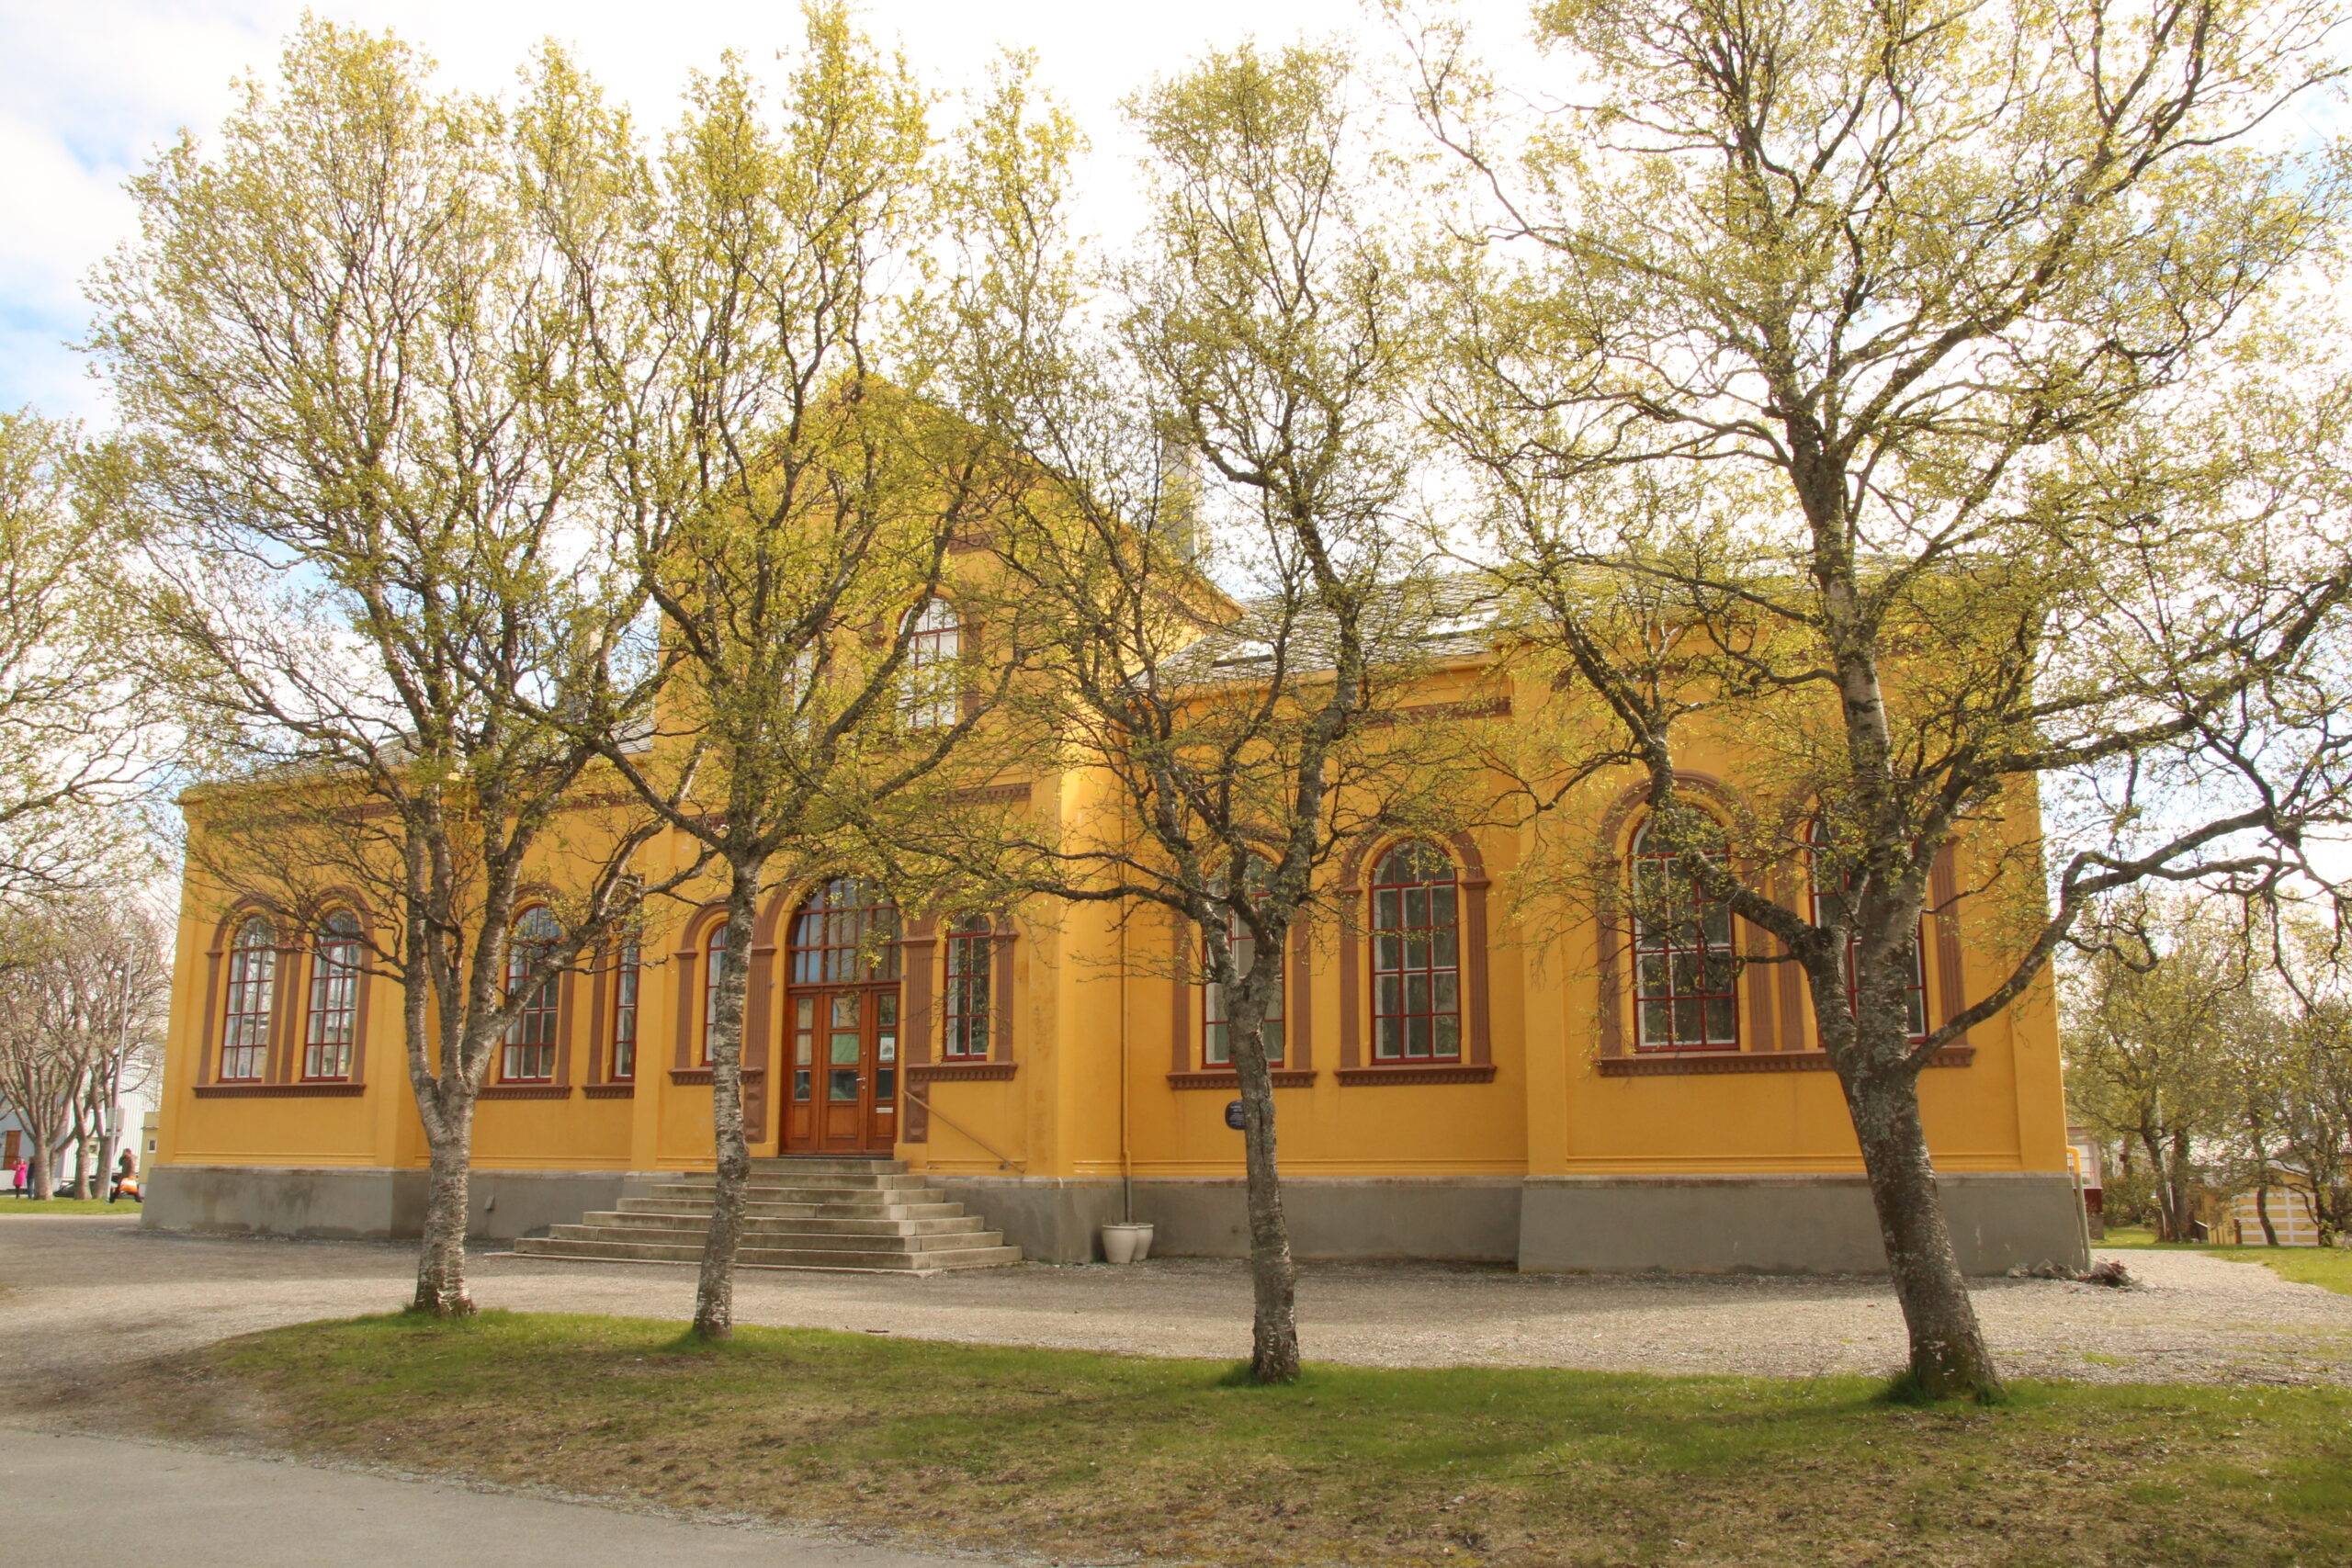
1411;0;2352;1399
568;11;1058;1343
972;43;1472;1383
95;22;685;1313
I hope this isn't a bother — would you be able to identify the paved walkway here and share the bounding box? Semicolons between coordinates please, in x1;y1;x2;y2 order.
5;1214;2349;1397
1;1430;971;1568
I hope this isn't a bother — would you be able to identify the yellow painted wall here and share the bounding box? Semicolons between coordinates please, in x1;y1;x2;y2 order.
154;673;2070;1196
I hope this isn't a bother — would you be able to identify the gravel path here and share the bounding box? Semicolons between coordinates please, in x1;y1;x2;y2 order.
5;1214;2348;1408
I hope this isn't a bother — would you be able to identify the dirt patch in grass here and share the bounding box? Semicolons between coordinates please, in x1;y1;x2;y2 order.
120;1311;2352;1568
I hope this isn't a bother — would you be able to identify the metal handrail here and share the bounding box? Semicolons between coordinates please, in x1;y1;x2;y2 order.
902;1084;1027;1172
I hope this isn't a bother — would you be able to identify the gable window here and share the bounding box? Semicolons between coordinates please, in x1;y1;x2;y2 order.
900;596;961;729
1806;820;1928;1041
302;910;361;1081
1631;822;1740;1050
220;916;277;1082
609;942;640;1081
503;906;561;1083
944;917;993;1060
1371;841;1460;1061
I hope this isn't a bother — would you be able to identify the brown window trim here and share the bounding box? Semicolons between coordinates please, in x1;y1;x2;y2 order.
192;1082;366;1099
667;1066;766;1087
908;1061;1018;1082
1597;1046;1974;1078
1168;1068;1317;1090
478;1084;574;1100
1333;1064;1496;1086
581;1083;636;1100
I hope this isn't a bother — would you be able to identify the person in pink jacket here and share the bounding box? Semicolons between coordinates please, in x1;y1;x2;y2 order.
8;1158;26;1198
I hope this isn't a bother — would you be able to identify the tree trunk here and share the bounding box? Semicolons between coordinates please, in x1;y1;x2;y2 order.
27;1134;50;1201
2168;1130;2198;1243
412;1098;476;1316
691;863;761;1343
1844;1066;2004;1400
1229;1018;1299;1383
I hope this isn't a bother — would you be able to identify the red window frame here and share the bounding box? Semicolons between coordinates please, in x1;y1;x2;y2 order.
1203;904;1284;1067
900;597;961;730
700;923;729;1065
944;918;993;1060
789;878;901;986
1805;821;1928;1041
502;907;560;1083
220;916;277;1082
1630;822;1741;1051
1370;841;1460;1062
302;910;361;1081
608;941;639;1081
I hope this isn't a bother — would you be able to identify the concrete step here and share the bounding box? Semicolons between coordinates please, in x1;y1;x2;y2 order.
513;1235;1022;1272
665;1171;934;1192
581;1211;991;1238
622;1197;967;1221
547;1223;1006;1255
645;1181;949;1204
749;1157;906;1175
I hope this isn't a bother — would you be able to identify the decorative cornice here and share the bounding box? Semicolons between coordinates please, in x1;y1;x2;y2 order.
581;1083;637;1100
479;1084;572;1100
667;1067;766;1087
908;1061;1019;1082
1334;1064;1497;1086
1166;1069;1318;1089
1598;1046;1976;1078
193;1082;365;1099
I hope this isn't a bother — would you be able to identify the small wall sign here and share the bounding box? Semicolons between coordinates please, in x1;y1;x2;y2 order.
1225;1100;1248;1131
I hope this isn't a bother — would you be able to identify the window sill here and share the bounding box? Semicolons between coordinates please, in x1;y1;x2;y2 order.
480;1084;571;1100
1335;1064;1495;1086
582;1083;636;1100
1167;1069;1317;1089
194;1082;365;1099
909;1061;1018;1082
667;1067;766;1087
1598;1047;1975;1077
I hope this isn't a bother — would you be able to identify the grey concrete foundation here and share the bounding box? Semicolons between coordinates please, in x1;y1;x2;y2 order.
142;1165;680;1243
1517;1172;2089;1276
933;1174;1523;1265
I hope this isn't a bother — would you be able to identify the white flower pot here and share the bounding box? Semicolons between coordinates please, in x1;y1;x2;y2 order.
1101;1222;1155;1264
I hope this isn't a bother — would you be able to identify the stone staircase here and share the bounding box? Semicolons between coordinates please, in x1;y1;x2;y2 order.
510;1157;1022;1275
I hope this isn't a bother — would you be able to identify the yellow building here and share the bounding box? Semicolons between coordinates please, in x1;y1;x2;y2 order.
144;603;2086;1274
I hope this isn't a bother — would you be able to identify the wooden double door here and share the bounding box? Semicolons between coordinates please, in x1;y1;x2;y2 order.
778;985;899;1155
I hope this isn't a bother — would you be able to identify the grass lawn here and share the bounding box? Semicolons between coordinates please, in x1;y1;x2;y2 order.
2103;1224;2352;1295
176;1310;2352;1568
0;1196;139;1216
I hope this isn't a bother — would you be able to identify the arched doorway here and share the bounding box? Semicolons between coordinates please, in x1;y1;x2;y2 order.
779;877;901;1155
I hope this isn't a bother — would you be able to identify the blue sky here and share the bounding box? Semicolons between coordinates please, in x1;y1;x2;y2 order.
0;0;1539;423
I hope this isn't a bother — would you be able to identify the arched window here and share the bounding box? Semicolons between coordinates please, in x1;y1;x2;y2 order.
220;916;277;1082
503;906;561;1083
1371;841;1459;1061
701;922;729;1064
900;596;961;729
1805;819;1928;1041
944;917;993;1060
1203;903;1284;1067
789;877;901;984
1630;822;1740;1050
303;910;362;1081
609;941;640;1081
